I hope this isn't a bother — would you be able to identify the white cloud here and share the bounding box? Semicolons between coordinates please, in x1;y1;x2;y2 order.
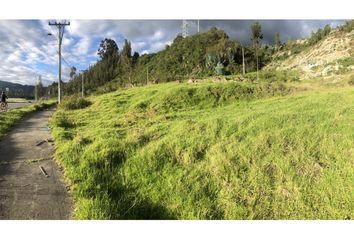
150;30;164;41
131;41;147;53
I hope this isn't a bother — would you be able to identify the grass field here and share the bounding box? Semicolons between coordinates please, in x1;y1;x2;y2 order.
0;101;55;139
51;81;354;219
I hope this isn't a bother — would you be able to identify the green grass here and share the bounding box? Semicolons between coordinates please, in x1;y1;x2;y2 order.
61;96;92;110
0;101;56;139
51;81;354;219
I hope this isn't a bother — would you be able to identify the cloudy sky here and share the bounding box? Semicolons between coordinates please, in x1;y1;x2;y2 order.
0;19;345;86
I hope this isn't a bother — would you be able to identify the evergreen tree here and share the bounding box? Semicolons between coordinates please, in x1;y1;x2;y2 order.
274;32;281;50
121;39;132;59
251;21;263;80
132;52;140;65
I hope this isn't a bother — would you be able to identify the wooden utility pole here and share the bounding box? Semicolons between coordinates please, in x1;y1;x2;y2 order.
81;72;85;97
35;75;41;101
49;20;70;104
146;67;149;85
35;79;38;102
242;46;245;76
256;47;259;81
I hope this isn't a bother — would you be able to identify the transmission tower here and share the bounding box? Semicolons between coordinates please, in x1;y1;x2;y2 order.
48;20;70;104
182;20;189;38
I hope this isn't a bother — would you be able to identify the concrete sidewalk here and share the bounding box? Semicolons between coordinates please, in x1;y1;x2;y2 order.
0;108;72;219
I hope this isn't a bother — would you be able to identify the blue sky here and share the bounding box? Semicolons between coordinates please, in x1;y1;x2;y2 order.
0;20;345;86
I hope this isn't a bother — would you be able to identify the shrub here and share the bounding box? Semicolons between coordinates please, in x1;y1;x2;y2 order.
52;114;74;128
338;20;354;33
348;75;354;86
62;96;92;110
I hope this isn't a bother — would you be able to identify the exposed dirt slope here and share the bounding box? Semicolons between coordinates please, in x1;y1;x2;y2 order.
267;29;354;79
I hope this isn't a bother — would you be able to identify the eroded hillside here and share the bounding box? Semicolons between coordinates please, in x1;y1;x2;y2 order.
267;27;354;80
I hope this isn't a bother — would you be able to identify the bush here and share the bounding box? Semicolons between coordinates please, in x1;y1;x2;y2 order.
338;20;354;33
348;75;354;86
62;96;92;110
338;57;354;68
53;114;74;128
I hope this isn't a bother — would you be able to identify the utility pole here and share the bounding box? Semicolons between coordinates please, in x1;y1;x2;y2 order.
256;47;259;81
49;20;70;104
146;67;149;85
35;77;38;102
79;70;85;97
242;46;245;76
81;72;84;97
197;19;200;33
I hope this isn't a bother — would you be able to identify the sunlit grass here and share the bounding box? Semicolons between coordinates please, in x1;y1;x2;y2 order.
51;81;354;219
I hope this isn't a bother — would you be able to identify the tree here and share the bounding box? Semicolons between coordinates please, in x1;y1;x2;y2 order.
323;24;331;36
121;39;132;59
98;38;119;61
70;66;77;79
251;21;263;80
274;32;281;50
132;52;140;65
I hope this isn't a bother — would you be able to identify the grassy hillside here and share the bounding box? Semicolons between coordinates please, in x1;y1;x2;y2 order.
0;80;35;99
51;81;354;220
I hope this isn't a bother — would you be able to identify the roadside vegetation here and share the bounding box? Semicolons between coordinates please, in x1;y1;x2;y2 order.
0;101;55;139
51;80;354;219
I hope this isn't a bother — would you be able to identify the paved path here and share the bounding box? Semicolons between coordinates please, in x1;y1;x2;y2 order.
0;108;72;219
0;101;33;113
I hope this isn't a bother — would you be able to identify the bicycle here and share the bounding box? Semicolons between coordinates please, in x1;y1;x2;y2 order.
0;102;8;110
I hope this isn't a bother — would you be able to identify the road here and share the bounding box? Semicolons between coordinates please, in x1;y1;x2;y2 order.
0;98;33;112
0;108;72;219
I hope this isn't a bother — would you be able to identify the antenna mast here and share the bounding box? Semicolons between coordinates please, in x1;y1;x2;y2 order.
182;20;189;38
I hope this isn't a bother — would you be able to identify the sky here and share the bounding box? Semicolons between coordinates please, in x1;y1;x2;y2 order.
0;19;345;86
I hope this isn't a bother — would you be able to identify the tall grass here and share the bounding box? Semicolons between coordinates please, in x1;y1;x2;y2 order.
51;82;354;219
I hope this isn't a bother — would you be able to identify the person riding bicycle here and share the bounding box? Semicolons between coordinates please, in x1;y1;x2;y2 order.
1;91;8;106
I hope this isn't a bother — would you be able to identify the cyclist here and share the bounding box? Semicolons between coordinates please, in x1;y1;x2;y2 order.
1;91;8;109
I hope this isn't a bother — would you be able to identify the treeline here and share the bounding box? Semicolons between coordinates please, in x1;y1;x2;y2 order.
47;25;276;96
0;80;35;99
47;20;354;96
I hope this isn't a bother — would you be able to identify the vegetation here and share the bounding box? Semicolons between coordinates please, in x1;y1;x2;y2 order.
276;24;333;60
274;32;281;51
307;24;331;46
61;96;92;110
0;80;35;99
246;69;300;83
348;74;354;86
338;20;354;33
51;80;354;220
0;101;55;139
43;21;353;99
46;27;275;97
251;21;264;80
